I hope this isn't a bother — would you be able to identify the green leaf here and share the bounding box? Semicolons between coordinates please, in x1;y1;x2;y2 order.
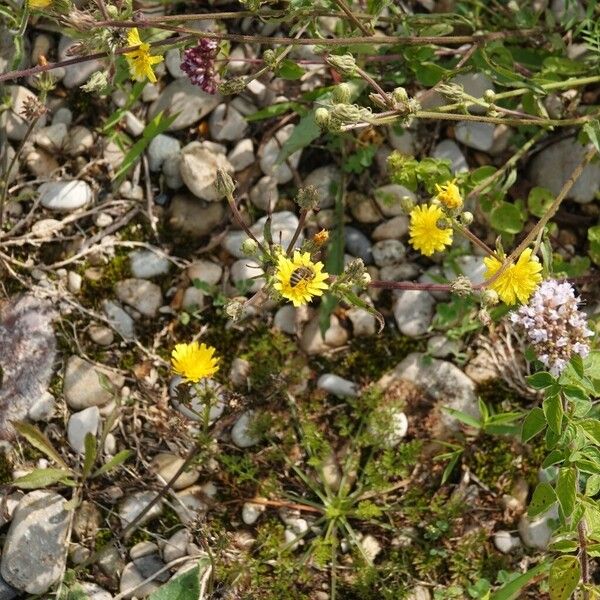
586;474;600;497
580;419;600;445
527;187;554;218
81;432;97;480
275;112;320;165
548;556;580;600
528;482;557;517
246;101;303;122
583;120;600;156
92;450;133;478
556;467;577;517
543;394;564;434
440;449;462;485
542;449;565;468
12;421;69;470
148;559;211;600
277;59;305;80
527;371;555;389
522;407;546;442
490;562;551;600
13;468;75;489
442;407;481;429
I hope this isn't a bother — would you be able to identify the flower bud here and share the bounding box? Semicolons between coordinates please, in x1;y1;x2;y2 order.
315;107;330;129
332;83;352;104
450;275;473;297
225;298;246;321
215;169;236;198
296;186;320;210
263;49;277;68
360;272;371;286
391;87;408;105
481;289;499;306
436;217;451;230
461;211;474;226
325;53;357;76
241;238;259;256
483;89;495;103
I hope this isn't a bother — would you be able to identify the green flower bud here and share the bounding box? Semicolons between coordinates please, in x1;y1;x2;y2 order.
325;53;357;76
481;289;499;306
461;211;474;226
241;238;259;256
314;107;330;128
263;49;278;69
391;87;408;105
332;83;352;104
483;89;495;103
215;169;236;198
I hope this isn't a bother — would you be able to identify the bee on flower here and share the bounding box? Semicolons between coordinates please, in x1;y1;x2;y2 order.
483;248;542;305
171;341;219;383
408;204;453;257
434;179;463;210
274;251;329;307
124;28;164;84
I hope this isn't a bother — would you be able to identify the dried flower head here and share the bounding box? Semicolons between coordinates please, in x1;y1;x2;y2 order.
296;186;320;211
511;280;594;376
20;96;48;121
408;204;453;257
180;39;219;94
274;251;329;307
124;28;163;83
483;248;542;305
171;341;219;382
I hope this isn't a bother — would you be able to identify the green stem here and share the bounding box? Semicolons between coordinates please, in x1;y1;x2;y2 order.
415;109;595;127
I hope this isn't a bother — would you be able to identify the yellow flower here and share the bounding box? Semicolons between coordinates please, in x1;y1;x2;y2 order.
483;248;543;305
124;28;164;83
435;179;463;210
408;204;453;257
171;341;219;382
274;251;329;307
29;0;52;7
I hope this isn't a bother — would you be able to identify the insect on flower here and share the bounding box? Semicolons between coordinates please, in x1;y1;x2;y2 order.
289;266;315;287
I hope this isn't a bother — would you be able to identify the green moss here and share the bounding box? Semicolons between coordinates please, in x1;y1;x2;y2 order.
79;253;130;308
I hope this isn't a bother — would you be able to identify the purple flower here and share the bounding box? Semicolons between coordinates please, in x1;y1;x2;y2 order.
180;39;219;94
512;280;594;376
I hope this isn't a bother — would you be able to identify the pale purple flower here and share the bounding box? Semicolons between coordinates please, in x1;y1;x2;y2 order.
180;39;219;94
512;280;594;376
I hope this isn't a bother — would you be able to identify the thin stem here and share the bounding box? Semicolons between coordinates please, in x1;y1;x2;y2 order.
286;209;309;254
356;65;392;108
454;222;497;258
224;194;268;255
331;0;372;35
579;519;590;600
415;110;594;128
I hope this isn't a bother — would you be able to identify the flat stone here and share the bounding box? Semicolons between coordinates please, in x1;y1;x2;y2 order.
300;315;348;355
317;374;358;397
179;141;234;201
231;410;261;448
249;175;278;211
347;306;376;336
119;562;158;599
374;184;415;217
115;279;163;317
0;296;56;440
77;583;113;600
64;355;124;410
34;123;68;152
149;79;221;131
1;492;70;594
432;140;468;174
304;165;340;209
169;377;225;423
259;124;302;184
89;325;114;346
227;138;255;172
274;305;297;334
372;239;406;267
129;250;171;279
518;505;558;549
230;259;264;293
242;502;265;525
28;393;56;422
25;149;59;178
162;529;191;563
119;492;163;532
372;216;409;241
444;255;486;285
173;484;212;524
187;260;223;286
455;121;495;151
65;126;95;157
393;290;435;337
38;180;93;211
59;36;104;88
529;137;600;204
182;287;205;310
150;453;200;490
378;353;479;431
344;227;373;264
67;406;100;454
493;531;521;553
167;193;226;238
209;103;248;141
147;134;180;172
102;300;135;340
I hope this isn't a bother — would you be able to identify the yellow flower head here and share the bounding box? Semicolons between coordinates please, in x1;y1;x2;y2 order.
274;251;329;307
171;341;219;382
29;0;52;7
408;204;453;257
124;28;164;83
483;248;543;305
435;179;463;210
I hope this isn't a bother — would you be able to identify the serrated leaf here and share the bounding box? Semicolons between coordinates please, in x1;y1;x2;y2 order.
81;432;97;480
556;467;577;517
12;421;69;470
148;559;211;600
549;556;580;600
522;407;546;442
528;482;557;517
13;468;75;489
543;395;564;434
92;450;133;478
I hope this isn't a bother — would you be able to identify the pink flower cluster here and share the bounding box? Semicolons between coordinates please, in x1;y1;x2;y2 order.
511;280;594;376
180;39;219;94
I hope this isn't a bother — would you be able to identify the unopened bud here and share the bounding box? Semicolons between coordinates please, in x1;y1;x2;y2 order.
461;211;474;226
360;272;371;286
436;218;451;230
263;49;277;68
326;53;357;76
332;83;352;104
296;185;320;210
241;238;259;256
483;89;495;103
315;107;330;128
391;87;408;105
225;298;246;321
215;169;236;198
450;275;473;297
481;289;499;306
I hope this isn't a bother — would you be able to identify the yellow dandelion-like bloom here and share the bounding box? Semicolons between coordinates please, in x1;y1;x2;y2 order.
408;204;453;257
435;179;463;210
124;28;164;84
274;251;329;307
483;248;543;305
171;341;219;383
29;0;52;7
